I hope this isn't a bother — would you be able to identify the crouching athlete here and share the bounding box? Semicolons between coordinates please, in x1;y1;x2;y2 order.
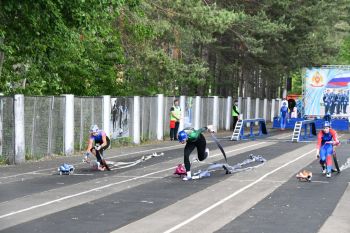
178;126;214;181
85;125;111;171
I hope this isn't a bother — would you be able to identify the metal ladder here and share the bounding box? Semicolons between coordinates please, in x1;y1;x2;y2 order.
231;120;243;141
292;121;303;142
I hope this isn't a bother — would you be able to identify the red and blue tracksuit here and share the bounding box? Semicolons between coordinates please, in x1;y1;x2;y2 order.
316;129;338;173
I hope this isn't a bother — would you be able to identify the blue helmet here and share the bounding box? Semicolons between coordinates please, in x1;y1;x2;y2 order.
324;121;331;128
178;130;188;142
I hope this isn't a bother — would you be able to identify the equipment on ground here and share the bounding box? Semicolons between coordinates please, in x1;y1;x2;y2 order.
333;150;341;173
83;152;164;170
210;132;227;163
176;154;267;180
296;170;312;182
174;164;186;176
58;163;75;175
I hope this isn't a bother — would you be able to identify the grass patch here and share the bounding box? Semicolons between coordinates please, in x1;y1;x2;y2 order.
25;153;65;162
110;137;133;147
0;155;9;165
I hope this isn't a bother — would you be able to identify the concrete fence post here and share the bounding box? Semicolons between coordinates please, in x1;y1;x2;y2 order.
194;96;201;129
63;94;74;156
271;99;276;122
247;97;251;120
255;98;260;125
133;96;141;144
238;97;243;119
179;95;186;131
213;96;219;128
246;97;251;127
0;98;3;157
157;94;164;140
225;96;232;130
102;95;111;137
14;94;25;164
263;98;268;122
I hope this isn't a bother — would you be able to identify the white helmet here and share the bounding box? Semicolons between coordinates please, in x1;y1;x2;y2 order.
89;125;99;133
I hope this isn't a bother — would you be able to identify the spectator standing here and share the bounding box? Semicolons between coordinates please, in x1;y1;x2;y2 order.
232;100;240;130
170;99;181;141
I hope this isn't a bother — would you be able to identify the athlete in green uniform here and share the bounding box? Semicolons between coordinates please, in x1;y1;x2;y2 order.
178;126;215;181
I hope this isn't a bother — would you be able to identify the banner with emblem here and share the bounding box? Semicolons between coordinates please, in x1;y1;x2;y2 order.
304;68;350;116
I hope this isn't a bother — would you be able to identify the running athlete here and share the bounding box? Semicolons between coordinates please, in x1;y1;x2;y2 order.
316;121;339;177
85;125;111;171
178;126;214;181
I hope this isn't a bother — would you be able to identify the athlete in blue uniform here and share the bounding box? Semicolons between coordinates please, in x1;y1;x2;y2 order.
85;125;111;171
316;121;339;177
280;102;288;130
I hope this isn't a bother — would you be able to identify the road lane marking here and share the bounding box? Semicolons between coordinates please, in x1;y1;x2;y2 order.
0;141;269;219
163;149;316;233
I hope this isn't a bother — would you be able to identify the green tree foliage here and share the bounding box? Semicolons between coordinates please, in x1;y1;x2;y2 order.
116;0;241;96
0;0;349;97
0;0;127;95
338;36;350;63
290;71;302;95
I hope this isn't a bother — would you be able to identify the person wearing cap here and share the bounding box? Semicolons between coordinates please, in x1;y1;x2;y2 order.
177;125;215;181
316;121;339;178
85;125;111;171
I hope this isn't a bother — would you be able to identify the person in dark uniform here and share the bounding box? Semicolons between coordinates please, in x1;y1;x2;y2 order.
323;89;331;115
343;90;349;114
329;90;336;115
288;99;296;118
335;91;342;115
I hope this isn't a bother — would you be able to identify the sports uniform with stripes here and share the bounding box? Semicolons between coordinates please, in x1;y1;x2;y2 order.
316;128;338;176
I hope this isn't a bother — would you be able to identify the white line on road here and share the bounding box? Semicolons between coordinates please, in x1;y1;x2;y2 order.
310;180;330;184
0;144;184;180
163;149;316;233
0;141;268;219
0;132;291;180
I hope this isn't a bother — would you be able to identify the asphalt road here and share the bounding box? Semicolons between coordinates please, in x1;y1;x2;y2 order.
0;130;349;233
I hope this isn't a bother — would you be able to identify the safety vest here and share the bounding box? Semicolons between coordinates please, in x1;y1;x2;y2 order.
170;106;181;121
232;105;239;117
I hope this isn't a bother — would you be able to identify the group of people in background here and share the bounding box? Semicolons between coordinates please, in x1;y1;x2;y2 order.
323;89;349;115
